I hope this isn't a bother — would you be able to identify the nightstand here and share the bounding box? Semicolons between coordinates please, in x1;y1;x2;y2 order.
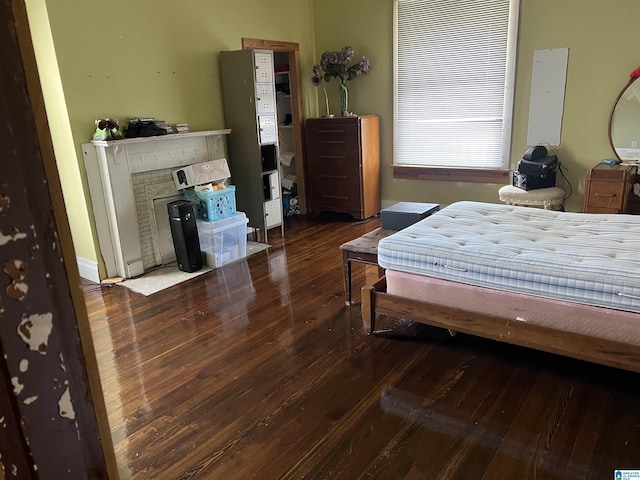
583;163;638;214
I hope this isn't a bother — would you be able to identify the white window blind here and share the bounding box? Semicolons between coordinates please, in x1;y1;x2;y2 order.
394;0;518;169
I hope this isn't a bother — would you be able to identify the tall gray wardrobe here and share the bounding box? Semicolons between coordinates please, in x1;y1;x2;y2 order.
219;49;284;243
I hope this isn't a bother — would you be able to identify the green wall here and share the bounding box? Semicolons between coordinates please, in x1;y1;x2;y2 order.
312;0;640;212
31;0;317;271
25;0;98;265
28;0;640;275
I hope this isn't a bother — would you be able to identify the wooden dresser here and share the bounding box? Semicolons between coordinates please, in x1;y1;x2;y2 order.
305;114;380;219
583;163;638;214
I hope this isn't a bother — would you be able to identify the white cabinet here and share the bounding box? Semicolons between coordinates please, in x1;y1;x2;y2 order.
220;49;284;242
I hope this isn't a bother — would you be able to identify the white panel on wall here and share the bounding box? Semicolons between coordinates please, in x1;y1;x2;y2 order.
527;48;569;147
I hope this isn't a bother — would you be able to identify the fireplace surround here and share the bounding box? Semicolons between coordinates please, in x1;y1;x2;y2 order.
82;130;231;279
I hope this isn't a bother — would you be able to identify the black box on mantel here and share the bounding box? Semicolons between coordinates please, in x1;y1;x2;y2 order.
381;202;440;230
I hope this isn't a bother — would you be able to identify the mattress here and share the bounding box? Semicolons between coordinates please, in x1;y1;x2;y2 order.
377;201;640;313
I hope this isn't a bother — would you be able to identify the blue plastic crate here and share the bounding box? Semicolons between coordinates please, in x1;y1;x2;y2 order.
183;185;236;221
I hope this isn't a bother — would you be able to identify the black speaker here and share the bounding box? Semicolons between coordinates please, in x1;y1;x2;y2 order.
167;200;202;273
512;171;556;191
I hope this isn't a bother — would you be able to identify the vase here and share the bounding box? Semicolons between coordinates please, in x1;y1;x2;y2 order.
339;81;349;116
321;84;333;117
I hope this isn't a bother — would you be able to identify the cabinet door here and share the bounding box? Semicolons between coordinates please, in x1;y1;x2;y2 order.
267;171;280;200
254;52;274;83
265;199;283;228
263;171;280;200
258;115;277;144
256;85;276;114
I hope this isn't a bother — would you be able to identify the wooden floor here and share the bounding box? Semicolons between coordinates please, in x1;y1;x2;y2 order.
82;214;640;480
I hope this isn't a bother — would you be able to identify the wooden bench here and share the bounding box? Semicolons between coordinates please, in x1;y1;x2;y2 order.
340;227;396;305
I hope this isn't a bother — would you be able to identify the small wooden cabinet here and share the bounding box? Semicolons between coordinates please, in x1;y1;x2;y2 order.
305;115;380;219
583;163;638;214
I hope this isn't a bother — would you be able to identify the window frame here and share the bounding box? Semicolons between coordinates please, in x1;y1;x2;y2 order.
393;0;520;183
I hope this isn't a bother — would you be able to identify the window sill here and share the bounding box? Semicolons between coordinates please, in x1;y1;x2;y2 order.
392;165;510;184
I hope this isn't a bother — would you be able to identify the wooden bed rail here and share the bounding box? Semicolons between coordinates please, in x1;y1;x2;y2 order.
361;277;640;373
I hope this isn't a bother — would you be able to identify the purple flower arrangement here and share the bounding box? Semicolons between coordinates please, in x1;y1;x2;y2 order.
312;46;371;116
312;46;371;84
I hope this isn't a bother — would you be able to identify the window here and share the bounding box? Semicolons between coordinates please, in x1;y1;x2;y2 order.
394;0;519;181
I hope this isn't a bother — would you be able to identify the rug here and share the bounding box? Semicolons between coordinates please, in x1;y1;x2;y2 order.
116;241;269;296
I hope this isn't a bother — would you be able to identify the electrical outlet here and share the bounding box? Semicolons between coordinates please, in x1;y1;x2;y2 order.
632;141;638;149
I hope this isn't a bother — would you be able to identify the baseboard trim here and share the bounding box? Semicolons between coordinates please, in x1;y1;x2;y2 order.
77;256;99;283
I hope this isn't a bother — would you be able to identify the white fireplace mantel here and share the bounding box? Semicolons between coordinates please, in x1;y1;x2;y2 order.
82;130;231;279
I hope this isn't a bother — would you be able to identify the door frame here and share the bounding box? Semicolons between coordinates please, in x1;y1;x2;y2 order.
242;38;307;214
2;0;117;477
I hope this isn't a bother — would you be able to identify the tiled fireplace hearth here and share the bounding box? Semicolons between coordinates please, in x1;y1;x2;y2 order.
83;130;230;279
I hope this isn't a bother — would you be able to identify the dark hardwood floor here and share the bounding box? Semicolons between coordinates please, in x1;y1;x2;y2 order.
82;214;640;479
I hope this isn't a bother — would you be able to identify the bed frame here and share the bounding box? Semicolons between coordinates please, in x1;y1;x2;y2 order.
361;276;640;374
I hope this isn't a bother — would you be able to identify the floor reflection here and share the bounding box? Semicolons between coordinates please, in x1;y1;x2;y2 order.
207;259;256;333
380;382;587;478
267;246;293;308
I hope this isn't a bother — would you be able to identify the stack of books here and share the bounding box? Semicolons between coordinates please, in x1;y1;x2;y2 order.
128;117;155;123
171;123;189;134
152;120;173;134
126;118;189;136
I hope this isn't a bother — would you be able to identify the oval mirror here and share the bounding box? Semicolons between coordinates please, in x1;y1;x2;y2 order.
609;71;640;161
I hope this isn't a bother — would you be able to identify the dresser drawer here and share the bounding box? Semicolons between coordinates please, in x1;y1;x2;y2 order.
307;148;360;167
306;123;360;151
308;189;362;213
308;165;362;211
587;165;635;181
585;180;627;210
308;164;362;189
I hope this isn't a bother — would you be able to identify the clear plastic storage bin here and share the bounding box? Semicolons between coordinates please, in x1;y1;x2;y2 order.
196;212;248;268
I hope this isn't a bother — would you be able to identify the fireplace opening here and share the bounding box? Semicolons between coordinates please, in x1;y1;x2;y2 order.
133;172;184;269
